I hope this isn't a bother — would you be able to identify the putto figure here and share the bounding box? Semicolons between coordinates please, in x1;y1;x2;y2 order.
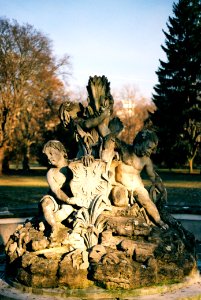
59;76;123;165
40;140;84;239
109;130;168;229
59;100;111;163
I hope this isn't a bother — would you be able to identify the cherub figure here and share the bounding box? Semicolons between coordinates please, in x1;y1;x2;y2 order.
59;76;123;167
110;130;168;229
86;75;124;176
40;140;85;238
59;101;111;165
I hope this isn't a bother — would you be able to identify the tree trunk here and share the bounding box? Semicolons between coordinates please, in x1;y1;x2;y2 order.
189;158;194;174
0;145;5;176
188;146;199;174
22;144;30;171
2;157;10;172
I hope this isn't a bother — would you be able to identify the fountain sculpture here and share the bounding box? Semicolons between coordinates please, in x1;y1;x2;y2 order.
5;75;198;291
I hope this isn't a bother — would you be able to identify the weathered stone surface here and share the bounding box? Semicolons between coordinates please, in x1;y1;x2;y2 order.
30;257;59;276
58;250;92;288
90;250;134;289
5;202;198;289
101;230;125;249
89;249;160;289
105;215;151;237
58;265;92;288
86;212;197;290
89;244;107;262
21;252;38;268
120;239;156;262
110;185;129;207
31;237;49;251
17;268;58;288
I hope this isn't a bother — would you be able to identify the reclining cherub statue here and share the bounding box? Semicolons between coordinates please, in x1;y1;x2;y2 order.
103;129;169;230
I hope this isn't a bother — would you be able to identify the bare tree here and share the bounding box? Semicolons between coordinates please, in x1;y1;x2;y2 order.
0;17;71;174
113;85;156;143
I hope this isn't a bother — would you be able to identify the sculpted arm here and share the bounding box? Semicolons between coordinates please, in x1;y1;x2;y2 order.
46;169;88;208
144;158;156;183
46;169;70;203
145;158;167;200
82;108;110;129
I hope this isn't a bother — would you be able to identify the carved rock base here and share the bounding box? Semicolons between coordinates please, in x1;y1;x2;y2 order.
5;203;198;290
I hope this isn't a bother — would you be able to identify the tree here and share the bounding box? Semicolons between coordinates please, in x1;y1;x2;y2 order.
114;85;156;143
152;0;201;172
9;77;65;171
0;17;70;174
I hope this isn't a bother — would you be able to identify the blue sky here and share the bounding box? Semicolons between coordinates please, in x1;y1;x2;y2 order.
0;0;175;98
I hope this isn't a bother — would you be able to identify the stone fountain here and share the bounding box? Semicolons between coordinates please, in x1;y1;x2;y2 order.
4;76;199;295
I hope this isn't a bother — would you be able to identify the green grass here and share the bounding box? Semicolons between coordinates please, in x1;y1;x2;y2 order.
0;169;200;210
0;172;48;209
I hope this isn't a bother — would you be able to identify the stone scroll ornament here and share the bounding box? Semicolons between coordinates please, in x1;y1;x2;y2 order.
5;75;198;290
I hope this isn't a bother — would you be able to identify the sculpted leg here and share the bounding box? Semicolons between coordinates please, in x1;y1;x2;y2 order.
54;204;74;222
40;196;75;240
111;185;129;207
41;196;57;230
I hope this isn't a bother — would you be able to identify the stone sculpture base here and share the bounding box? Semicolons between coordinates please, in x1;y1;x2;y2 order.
4;75;199;296
5;202;198;290
1;272;201;300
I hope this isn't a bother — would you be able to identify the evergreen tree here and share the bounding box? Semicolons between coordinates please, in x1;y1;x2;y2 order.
152;0;201;172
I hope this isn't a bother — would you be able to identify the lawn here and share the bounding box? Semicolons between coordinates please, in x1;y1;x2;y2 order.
143;169;201;208
0;168;200;210
0;176;47;210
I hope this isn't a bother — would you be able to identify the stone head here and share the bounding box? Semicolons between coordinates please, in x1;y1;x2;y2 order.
133;130;158;157
42;140;68;167
59;101;81;127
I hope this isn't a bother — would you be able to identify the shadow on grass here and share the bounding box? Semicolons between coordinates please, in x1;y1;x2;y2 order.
0;186;47;209
3;168;47;177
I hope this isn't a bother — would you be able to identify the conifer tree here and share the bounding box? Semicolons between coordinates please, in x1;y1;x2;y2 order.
152;0;201;172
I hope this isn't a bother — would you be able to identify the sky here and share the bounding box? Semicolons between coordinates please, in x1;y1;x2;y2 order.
0;0;175;99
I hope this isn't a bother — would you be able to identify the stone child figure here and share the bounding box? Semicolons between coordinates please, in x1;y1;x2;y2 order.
113;130;168;229
59;76;123;166
40;140;83;238
59;101;111;164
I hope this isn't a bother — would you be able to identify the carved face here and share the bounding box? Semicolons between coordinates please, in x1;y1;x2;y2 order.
45;147;66;167
134;140;157;157
60;103;81;127
142;141;157;157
